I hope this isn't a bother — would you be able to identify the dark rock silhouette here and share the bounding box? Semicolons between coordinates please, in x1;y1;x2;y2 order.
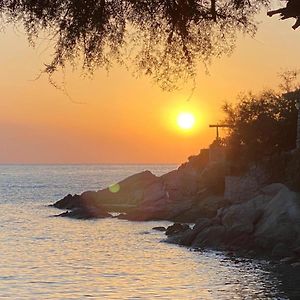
52;153;225;221
53;192;113;219
152;226;167;232
52;148;231;222
56;207;112;219
52;194;82;209
53;170;161;217
165;223;190;236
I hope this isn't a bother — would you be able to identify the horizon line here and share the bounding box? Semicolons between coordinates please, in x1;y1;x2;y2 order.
0;162;180;165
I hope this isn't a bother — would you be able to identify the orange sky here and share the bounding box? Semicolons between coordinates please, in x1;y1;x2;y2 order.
1;10;300;164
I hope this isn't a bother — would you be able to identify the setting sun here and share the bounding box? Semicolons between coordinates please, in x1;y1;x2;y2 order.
177;112;195;130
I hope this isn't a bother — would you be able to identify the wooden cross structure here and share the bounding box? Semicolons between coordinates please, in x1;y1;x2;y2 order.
209;124;233;140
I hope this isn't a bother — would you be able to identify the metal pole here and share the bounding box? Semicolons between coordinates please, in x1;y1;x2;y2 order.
297;100;300;149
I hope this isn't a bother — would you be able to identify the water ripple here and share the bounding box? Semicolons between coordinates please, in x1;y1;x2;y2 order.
0;165;297;299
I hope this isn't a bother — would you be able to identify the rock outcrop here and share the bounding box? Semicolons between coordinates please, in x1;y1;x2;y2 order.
56;207;112;219
53;193;112;219
52;170;163;219
165;184;300;261
52;152;227;221
50;149;300;264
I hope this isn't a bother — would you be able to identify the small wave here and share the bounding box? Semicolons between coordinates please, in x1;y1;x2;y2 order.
9;184;49;189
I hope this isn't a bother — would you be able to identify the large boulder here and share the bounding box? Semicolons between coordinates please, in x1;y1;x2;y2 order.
163;183;300;260
199;162;227;194
166;223;190;236
172;195;228;223
161;168;199;203
165;218;213;246
261;183;287;197
93;170;161;210
53;170;160;212
219;184;300;254
156;162;229;221
165;223;193;245
254;186;300;250
192;225;227;248
220;195;268;234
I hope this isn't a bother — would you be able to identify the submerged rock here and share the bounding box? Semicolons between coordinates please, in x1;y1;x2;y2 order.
152;226;166;232
53;191;113;219
164;223;192;245
166;218;213;246
55;207;112;219
165;223;190;236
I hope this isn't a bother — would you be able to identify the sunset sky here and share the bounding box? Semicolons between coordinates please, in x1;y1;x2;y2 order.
1;9;300;164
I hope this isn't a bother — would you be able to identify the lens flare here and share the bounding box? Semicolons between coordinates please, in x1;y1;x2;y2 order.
109;183;120;193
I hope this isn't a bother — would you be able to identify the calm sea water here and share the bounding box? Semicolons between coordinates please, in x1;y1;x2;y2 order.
0;164;297;299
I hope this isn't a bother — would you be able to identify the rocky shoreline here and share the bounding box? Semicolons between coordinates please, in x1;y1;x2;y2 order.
51;152;300;267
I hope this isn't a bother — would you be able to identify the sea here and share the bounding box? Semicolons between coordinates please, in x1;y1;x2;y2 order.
0;164;299;300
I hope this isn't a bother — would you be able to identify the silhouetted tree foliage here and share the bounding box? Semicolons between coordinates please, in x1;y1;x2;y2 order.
278;69;300;92
223;90;298;169
0;1;298;89
268;0;300;30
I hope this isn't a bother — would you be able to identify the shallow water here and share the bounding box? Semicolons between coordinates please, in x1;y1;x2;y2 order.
0;165;297;299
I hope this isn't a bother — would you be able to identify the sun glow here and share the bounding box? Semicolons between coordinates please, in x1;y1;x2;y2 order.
177;112;195;130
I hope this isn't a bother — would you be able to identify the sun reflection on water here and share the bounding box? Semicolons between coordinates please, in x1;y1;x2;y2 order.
0;207;287;300
0;165;291;299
